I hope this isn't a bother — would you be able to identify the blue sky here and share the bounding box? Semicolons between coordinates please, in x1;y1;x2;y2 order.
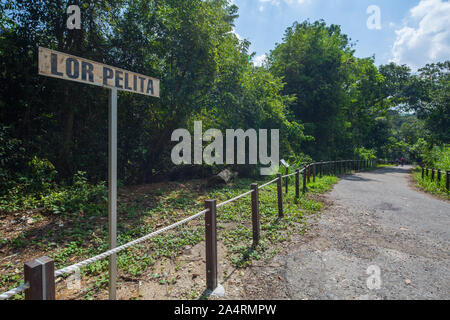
231;0;450;70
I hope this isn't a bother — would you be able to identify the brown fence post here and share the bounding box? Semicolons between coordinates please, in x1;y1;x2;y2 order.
295;169;300;199
277;173;283;218
431;169;435;182
426;168;429;177
422;166;424;180
437;170;441;185
251;184;260;248
285;166;289;194
204;200;217;291
24;256;55;300
313;163;316;182
303;166;307;194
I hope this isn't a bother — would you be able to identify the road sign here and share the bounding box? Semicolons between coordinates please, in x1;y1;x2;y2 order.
38;46;160;300
38;47;160;97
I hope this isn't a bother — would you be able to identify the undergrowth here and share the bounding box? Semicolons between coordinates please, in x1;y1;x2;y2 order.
0;170;339;300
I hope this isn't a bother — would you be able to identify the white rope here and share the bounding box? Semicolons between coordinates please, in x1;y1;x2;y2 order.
54;208;208;277
282;172;298;178
259;178;279;189
216;190;253;208
0;282;30;300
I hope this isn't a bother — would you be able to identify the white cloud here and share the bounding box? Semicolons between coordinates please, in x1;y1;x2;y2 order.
231;27;243;41
259;0;311;4
253;54;267;67
391;0;450;70
257;0;312;14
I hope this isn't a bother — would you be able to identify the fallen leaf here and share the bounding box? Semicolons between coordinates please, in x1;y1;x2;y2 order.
405;279;411;285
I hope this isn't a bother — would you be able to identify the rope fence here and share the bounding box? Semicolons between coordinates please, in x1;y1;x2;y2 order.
0;159;377;300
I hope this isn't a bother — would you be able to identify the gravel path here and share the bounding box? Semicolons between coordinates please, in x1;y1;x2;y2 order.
242;166;450;300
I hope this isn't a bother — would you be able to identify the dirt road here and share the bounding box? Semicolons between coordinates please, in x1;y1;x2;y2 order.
239;166;450;300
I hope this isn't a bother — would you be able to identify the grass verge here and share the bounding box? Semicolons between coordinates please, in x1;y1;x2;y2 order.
412;167;449;200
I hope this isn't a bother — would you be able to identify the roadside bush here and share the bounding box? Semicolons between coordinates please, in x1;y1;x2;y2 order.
41;171;107;215
422;145;449;170
0;170;107;215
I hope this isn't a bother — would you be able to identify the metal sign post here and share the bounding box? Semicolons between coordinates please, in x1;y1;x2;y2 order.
108;88;118;299
38;47;159;300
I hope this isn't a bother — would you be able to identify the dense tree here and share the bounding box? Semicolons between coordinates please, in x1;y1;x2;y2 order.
0;1;447;197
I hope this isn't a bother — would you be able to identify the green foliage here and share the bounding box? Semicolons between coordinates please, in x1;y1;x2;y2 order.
0;169;107;215
379;61;449;146
413;167;449;199
41;172;107;215
421;145;450;170
27;156;58;193
354;147;376;160
0;126;26;193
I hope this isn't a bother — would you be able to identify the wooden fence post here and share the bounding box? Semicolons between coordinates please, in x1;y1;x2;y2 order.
437;170;441;185
303;166;307;194
277;173;283;218
204;200;217;291
307;165;311;183
24;256;55;300
426;168;429;177
431;169;435;182
422;166;424;180
295;169;300;199
251;184;260;248
313;163;316;182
